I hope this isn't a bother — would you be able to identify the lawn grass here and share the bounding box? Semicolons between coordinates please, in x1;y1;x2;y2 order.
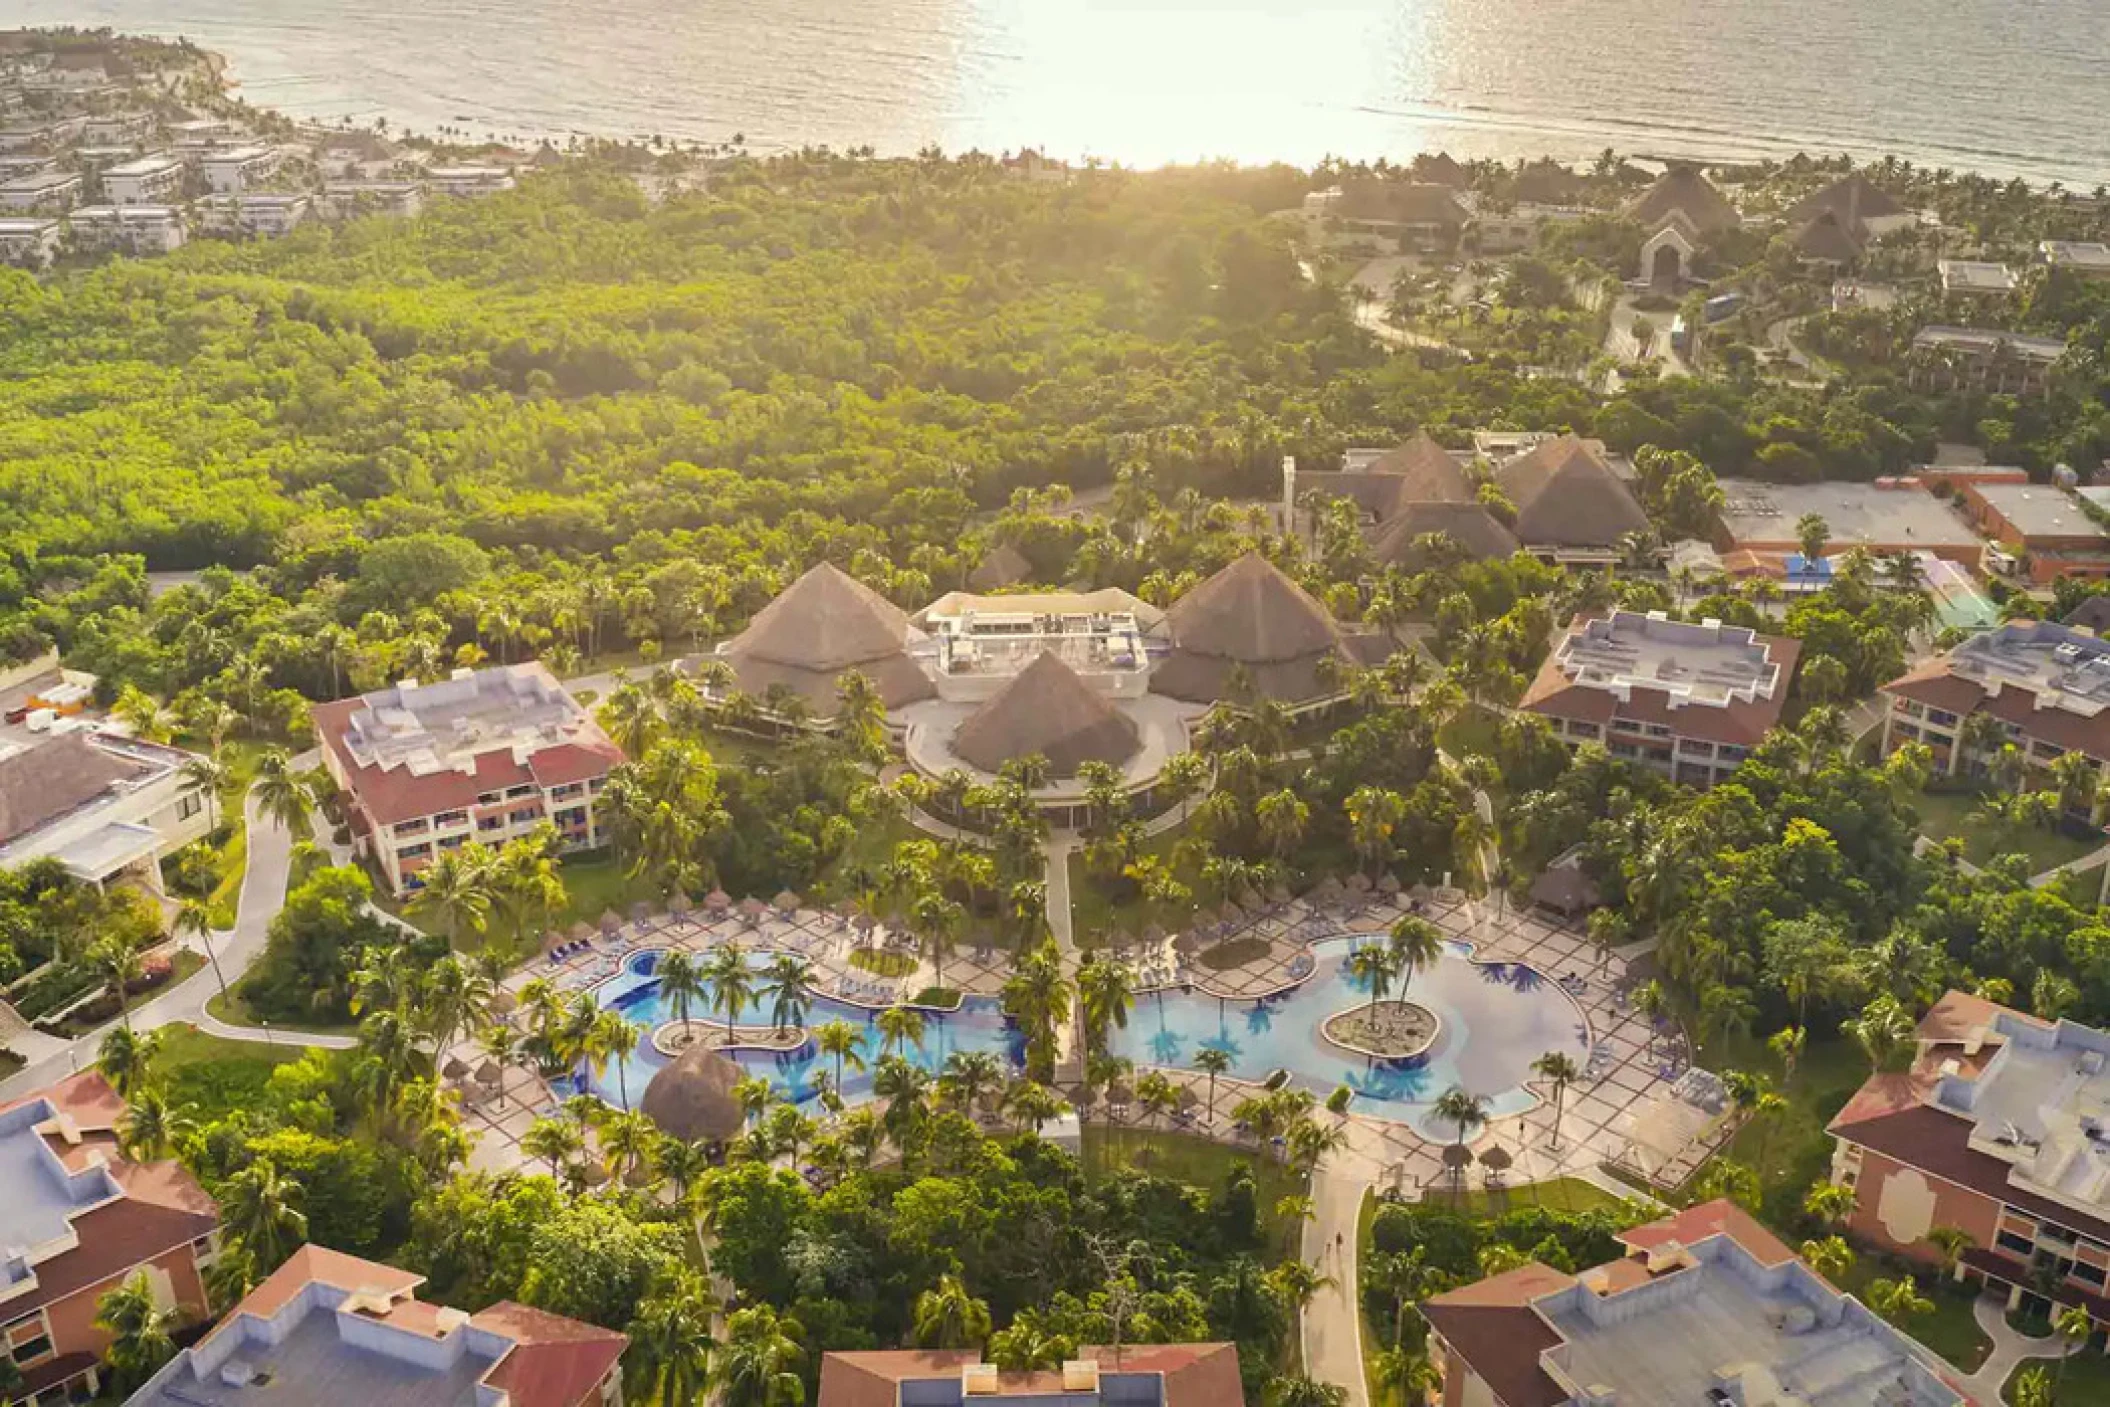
204;982;357;1037
157;1021;302;1118
849;948;918;978
56;951;206;1035
1832;1259;1992;1372
1436;705;1504;764
1357;1188;1387;1406
1912;788;2102;873
1197;936;1272;971
1699;1027;1872;1220
1068;819;1195;946
1079;1125;1305;1250
2006;1349;2110;1403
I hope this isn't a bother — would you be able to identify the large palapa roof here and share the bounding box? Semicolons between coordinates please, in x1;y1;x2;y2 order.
1153;553;1386;704
0;734;144;847
1784;174;1906;229
720;562;934;711
1370;501;1521;566
1496;436;1651;548
1359;432;1475;503
953;653;1141;778
640;1045;746;1144
1626;165;1740;235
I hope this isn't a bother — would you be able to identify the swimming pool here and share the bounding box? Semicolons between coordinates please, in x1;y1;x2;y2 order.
1108;937;1590;1140
579;948;1024;1111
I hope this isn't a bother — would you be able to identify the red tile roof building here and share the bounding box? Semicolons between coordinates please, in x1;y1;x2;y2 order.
0;1072;221;1403
819;1343;1241;1407
126;1245;627;1407
1879;620;2110;792
1422;1199;1977;1406
1828;991;2110;1336
313;662;624;896
1518;610;1800;787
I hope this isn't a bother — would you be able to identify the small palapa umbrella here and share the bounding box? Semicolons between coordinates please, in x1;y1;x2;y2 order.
441;1055;469;1081
705;889;733;913
473;1059;503;1088
599;909;624;936
773;890;803;914
669;891;692;916
541;930;566;954
567;921;595;942
1346;872;1373;894
630;900;654;924
1376;873;1402;895
738;897;768;919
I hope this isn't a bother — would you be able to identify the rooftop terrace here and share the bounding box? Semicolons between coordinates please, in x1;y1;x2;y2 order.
1947;620;2110;719
914;590;1166;684
0;1095;121;1291
1932;1006;2110;1219
1714;478;1980;551
1550;610;1782;711
338;664;595;777
1972;482;2110;541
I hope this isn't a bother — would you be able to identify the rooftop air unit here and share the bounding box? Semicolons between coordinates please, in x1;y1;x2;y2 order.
962;1364;1001;1396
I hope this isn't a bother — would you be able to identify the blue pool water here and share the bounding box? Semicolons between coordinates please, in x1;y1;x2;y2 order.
582;948;1024;1110
581;936;1590;1137
1109;937;1589;1140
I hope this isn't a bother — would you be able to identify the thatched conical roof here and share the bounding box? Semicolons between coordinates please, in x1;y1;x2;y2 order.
953;652;1141;778
967;543;1033;592
1626;165;1739;236
1494;437;1650;550
1369;501;1520;567
720;562;934;711
1361;433;1474;504
640;1045;747;1144
1783;174;1905;230
1153;553;1376;705
1790;209;1863;266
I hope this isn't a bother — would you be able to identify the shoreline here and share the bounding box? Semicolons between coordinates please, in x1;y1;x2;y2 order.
18;23;2109;191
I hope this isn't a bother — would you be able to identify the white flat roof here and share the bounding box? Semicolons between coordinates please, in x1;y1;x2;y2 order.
1716;478;1980;549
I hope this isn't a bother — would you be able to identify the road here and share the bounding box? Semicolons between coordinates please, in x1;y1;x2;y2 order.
0;789;347;1102
1303;1169;1370;1407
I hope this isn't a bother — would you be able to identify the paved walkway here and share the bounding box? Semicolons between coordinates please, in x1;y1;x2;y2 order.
1956;1295;2076;1402
1304;1168;1369;1407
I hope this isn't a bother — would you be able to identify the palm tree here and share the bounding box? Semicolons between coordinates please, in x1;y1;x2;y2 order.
2011;1366;2053;1407
873;1055;932;1167
96;1024;161;1097
252;747;315;836
1346;944;1401;1069
521;1115;585;1178
1193;1046;1233;1123
1923;1225;1975;1282
1804;1181;1856;1229
876;1003;926;1058
1002;1079;1065;1135
1386;915;1444;993
410;848;496;948
1863;1277;1933;1329
94;1270;179;1391
2054;1301;2094;1395
1799;1235;1855;1282
476;1024;519;1108
1370;1348;1440;1407
626;1275;717;1407
1266;1259;1334;1319
87;933;148;1032
814;1017;866;1093
704;943;755;1043
174;898;229;1002
913;1274;992;1350
1265;1374;1348;1407
219;1159;307;1267
717;1305;807;1407
1432;1087;1489;1199
762;953;815;1035
938;1050;1003;1115
600;1108;660;1183
658;950;707;1040
1077;955;1135;1054
180;753;229;834
118;1087;193;1162
591;1010;642;1109
1532;1051;1581;1150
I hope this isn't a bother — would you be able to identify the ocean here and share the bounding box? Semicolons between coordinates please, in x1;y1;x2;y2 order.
14;0;2110;185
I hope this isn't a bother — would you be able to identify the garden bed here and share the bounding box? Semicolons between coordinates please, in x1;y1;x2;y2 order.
848;947;918;978
1321;1000;1439;1061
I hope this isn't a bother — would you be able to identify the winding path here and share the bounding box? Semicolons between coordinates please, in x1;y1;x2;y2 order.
1304;1170;1370;1407
1955;1296;2078;1403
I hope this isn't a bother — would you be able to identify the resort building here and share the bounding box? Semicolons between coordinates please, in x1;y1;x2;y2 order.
1712;478;1983;567
1493;435;1652;565
2040;240;2110;280
1422;1199;1975;1407
1880;620;2110;783
818;1344;1241;1407
313;662;625;896
0;169;80;214
98;155;185;206
78;112;153;146
0;118;83;153
1518;611;1800;787
0;215;59;268
0;1071;222;1405
710;562;936;718
194;192;310;239
1953;480;2110;583
197;145;280;194
317;181;425;222
1783;174;1916;241
425;165;516;198
912;588;1163;702
1827;990;2110;1333
1628;165;1739;285
1938;260;2019;298
1909;327;2068;396
0;731;214;893
1150;552;1388;709
1788;210;1864;270
125;1245;627;1407
66;205;187;256
1311;179;1469;251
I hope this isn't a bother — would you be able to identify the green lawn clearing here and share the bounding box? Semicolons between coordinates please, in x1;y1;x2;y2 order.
157;1022;302;1118
1913;788;2101;873
1833;1259;1992;1372
1080;1125;1304;1248
849;948;918;978
1424;1176;1631;1217
1699;1027;1873;1222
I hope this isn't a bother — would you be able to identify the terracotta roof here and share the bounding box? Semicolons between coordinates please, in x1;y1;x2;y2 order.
199;1245;423;1343
1830;1097;2110;1246
1495;437;1650;548
1519;616;1800;747
722;562;935;713
314;699;623;828
821;1348;979;1407
1369;501;1520;566
1784;174;1907;229
953;653;1140;777
1619;1199;1796;1269
1422;1264;1573;1407
473;1301;629;1407
0;733;146;847
1626;165;1740;236
1882;657;2110;762
1920;988;2024;1045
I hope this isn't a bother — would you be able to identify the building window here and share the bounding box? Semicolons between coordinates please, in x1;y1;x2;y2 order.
505;785;535;799
434;810;468;828
397;842;431;862
477;816;503;832
556;807;586;827
476;791;502;806
550;782;584;801
508;807;542;826
1929;709;1959;727
2072;1261;2108;1287
1997;1230;2035;1256
439;835;465;851
393;818;429;837
177;791;205;821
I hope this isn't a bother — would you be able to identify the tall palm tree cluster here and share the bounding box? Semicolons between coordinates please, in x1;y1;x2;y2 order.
405;822;573;954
